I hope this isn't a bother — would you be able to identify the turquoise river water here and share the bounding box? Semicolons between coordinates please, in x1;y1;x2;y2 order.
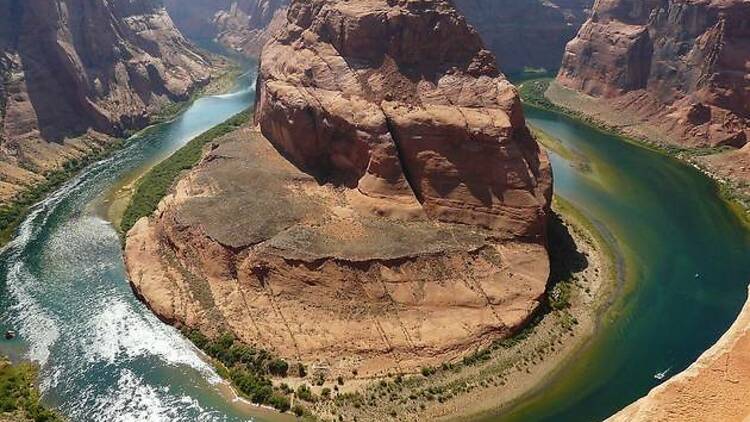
0;73;748;422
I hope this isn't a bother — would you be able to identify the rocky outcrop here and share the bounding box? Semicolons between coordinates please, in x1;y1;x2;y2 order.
164;0;289;56
0;0;217;202
256;0;552;236
454;0;593;75
557;0;750;148
126;0;552;378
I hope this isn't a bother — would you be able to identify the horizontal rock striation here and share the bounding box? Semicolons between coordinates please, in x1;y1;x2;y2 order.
0;0;216;202
126;0;553;378
454;0;593;75
557;0;750;148
255;0;552;237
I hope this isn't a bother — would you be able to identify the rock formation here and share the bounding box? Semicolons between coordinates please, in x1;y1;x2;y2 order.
0;0;217;202
164;0;289;56
454;0;593;75
126;0;552;378
556;0;750;149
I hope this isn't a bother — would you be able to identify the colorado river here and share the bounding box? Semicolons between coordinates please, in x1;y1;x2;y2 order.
0;69;282;422
0;69;748;421
492;106;750;421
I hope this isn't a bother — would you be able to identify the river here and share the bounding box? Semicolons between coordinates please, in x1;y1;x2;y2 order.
0;72;748;421
0;68;284;422
491;106;750;421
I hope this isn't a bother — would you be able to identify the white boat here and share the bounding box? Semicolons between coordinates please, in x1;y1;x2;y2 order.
654;367;671;380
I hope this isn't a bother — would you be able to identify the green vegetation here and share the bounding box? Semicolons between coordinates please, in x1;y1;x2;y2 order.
149;66;242;125
0;358;62;422
181;329;305;414
0;140;124;247
120;110;249;233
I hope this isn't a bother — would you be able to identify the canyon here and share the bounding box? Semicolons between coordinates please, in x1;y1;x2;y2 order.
164;0;289;56
125;0;552;383
0;0;219;203
454;0;593;75
552;0;750;198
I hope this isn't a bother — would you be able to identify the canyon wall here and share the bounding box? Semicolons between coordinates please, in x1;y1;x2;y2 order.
126;0;552;379
556;0;750;149
454;0;593;75
0;0;217;202
164;0;288;56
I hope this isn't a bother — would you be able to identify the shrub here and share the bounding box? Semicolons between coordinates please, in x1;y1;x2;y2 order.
296;384;316;402
267;359;289;377
268;394;291;412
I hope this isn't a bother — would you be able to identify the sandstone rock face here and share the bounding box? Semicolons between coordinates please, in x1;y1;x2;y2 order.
164;0;289;56
453;0;593;75
0;0;216;202
127;0;552;378
256;0;552;237
557;0;750;148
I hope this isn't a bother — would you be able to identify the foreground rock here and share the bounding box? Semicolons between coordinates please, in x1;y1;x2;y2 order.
0;0;217;202
609;285;750;422
126;0;552;378
556;0;749;149
165;0;289;56
454;0;592;75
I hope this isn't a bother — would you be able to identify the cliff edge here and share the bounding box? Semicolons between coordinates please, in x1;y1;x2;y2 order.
126;0;552;378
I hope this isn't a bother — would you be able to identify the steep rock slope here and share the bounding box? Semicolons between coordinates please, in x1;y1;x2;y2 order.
0;0;216;202
556;0;750;148
454;0;593;75
126;0;552;378
164;0;288;56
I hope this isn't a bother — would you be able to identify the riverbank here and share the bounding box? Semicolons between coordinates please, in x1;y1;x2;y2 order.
519;78;750;220
0;356;61;422
115;109;250;233
0;63;239;250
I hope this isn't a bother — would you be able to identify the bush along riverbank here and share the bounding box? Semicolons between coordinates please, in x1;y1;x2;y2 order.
519;78;750;218
119;110;250;234
182;330;314;419
0;357;62;422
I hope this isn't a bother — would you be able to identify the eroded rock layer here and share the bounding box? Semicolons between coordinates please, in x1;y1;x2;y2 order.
255;0;552;237
0;0;216;202
557;0;750;148
454;0;593;74
126;0;552;377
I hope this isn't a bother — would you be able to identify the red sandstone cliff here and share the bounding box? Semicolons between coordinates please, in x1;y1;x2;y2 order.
126;0;552;380
256;0;552;236
454;0;593;75
0;0;217;202
556;0;750;148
